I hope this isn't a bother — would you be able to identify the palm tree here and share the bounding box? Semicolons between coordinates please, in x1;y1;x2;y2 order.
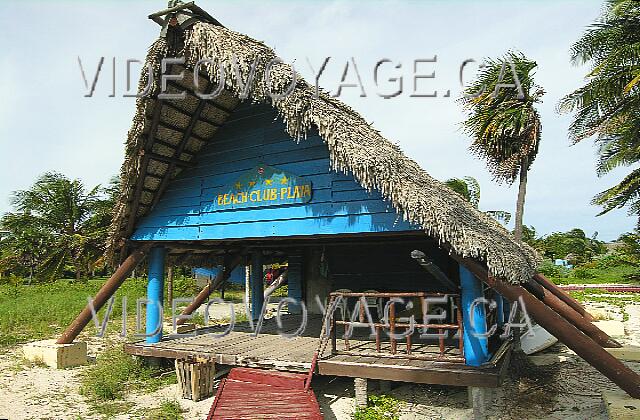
444;176;480;207
444;176;511;224
459;51;544;241
559;0;640;220
0;172;112;282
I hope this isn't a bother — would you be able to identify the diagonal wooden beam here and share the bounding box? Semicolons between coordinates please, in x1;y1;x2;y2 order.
486;275;640;398
176;253;245;325
57;244;151;344
452;255;640;398
162;101;222;128
165;80;234;114
145;151;195;167
534;273;594;321
156;120;207;142
124;101;164;240
149;91;210;211
152;137;198;155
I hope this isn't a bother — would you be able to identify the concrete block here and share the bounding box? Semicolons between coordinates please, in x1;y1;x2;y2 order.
593;320;626;337
22;339;87;369
602;390;640;419
605;346;640;362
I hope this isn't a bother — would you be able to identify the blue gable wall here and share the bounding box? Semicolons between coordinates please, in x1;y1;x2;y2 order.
131;102;420;241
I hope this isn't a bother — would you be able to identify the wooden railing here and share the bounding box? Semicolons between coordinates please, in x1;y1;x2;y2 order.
326;291;465;363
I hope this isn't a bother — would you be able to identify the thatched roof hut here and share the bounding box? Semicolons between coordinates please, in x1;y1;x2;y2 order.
52;5;640;399
107;4;539;285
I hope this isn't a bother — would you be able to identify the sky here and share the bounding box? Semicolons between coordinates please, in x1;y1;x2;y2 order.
0;0;635;241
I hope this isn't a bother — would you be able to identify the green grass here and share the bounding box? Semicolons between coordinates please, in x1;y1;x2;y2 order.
144;400;184;420
353;394;402;420
0;275;255;347
0;278;147;347
548;264;639;285
569;290;640;322
80;345;176;416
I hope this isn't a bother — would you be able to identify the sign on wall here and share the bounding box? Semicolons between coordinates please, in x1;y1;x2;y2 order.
214;165;313;210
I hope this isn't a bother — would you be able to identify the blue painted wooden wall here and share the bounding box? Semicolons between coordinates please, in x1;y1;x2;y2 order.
193;266;245;284
131;102;420;241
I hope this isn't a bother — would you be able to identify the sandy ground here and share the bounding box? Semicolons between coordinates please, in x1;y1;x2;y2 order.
1;302;639;419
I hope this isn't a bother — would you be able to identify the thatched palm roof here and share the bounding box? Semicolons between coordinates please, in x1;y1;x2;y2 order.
108;17;540;284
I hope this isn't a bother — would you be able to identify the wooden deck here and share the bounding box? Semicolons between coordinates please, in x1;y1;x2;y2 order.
124;315;511;387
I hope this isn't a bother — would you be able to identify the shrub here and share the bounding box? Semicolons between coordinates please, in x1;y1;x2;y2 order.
595;254;629;269
537;260;570;278
579;261;598;269
171;275;201;298
145;400;184;420
80;346;175;415
353;394;402;420
572;267;596;279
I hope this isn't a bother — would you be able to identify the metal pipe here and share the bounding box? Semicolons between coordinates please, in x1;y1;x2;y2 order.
56;244;151;344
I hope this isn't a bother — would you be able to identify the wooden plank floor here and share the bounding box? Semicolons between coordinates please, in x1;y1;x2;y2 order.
125;315;511;386
125;315;323;372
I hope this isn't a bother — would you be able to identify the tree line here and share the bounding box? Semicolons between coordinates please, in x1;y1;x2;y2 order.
0;173;119;282
2;0;640;282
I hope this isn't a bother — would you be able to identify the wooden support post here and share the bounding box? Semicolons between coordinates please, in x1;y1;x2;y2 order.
390;301;397;354
167;265;174;308
488;275;640;398
460;265;490;366
468;386;490;420
245;264;250;309
56;245;150;344
534;273;594;321
457;298;464;355
495;294;505;327
176;254;243;325
354;377;368;408
287;254;303;314
455;256;640;398
146;246;167;344
251;251;264;321
526;280;621;348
